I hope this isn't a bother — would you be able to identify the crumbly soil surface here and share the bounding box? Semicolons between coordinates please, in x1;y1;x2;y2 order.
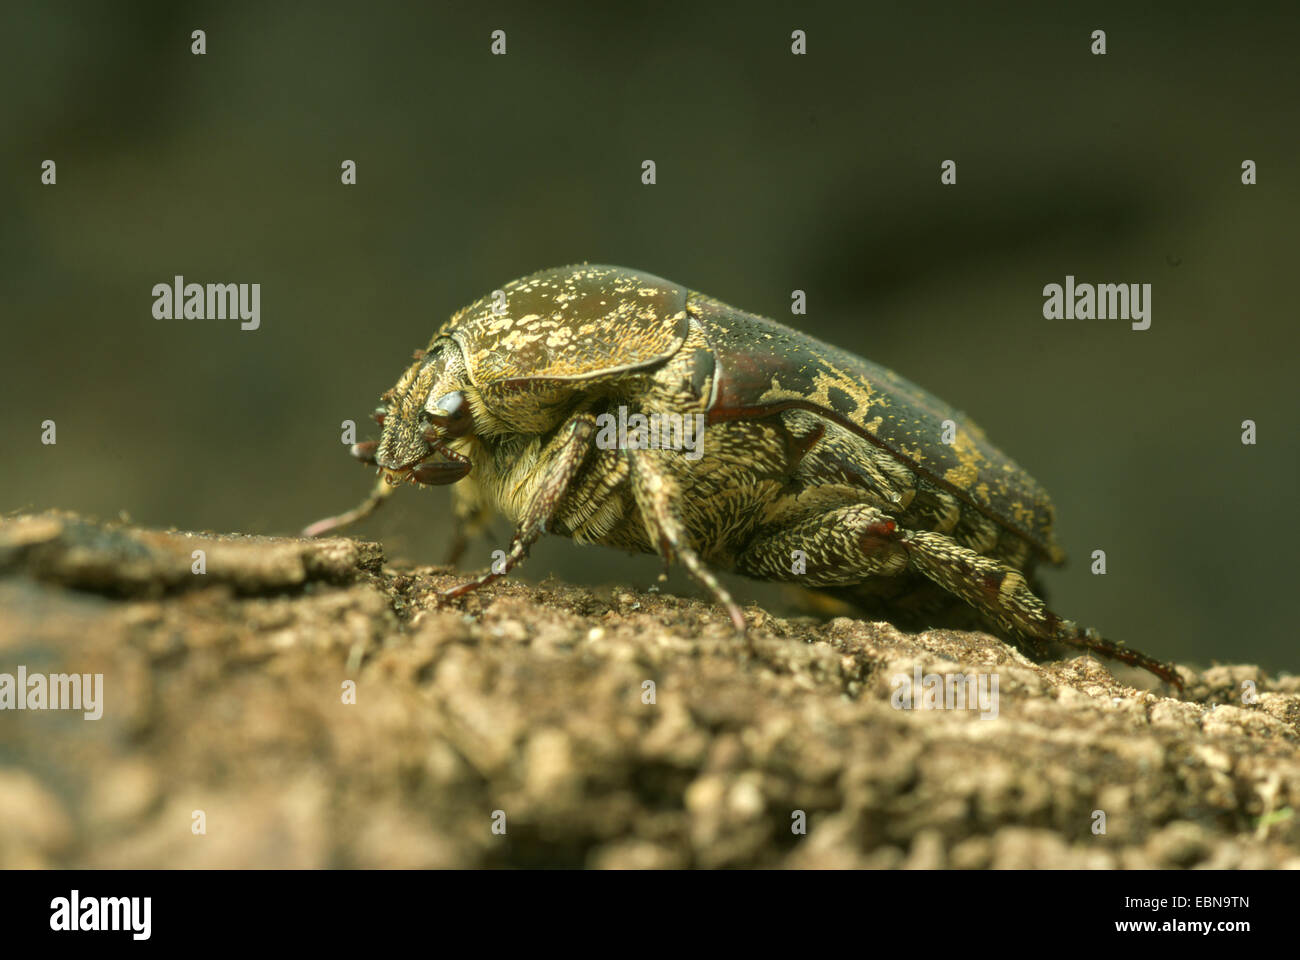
1;511;1297;869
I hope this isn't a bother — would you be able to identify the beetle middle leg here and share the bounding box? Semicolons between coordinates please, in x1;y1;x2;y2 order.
440;415;597;599
627;447;747;632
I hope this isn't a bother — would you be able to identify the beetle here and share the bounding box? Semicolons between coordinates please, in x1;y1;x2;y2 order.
304;264;1183;691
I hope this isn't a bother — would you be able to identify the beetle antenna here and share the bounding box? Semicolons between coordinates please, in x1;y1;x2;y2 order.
301;477;395;538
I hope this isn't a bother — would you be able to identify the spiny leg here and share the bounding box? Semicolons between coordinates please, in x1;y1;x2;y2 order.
441;414;597;599
627;448;746;632
735;504;1181;690
903;530;1183;692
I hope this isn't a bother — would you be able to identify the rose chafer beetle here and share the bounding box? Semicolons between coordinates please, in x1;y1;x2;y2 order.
306;264;1182;691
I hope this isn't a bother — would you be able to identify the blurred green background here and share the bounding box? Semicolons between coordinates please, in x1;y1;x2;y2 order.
3;1;1296;671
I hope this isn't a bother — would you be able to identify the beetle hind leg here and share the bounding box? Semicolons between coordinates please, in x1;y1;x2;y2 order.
903;530;1184;692
737;510;1182;691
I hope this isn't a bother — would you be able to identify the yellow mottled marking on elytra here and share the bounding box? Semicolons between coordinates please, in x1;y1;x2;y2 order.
1009;500;1035;527
944;463;978;489
942;427;988;490
756;367;878;422
757;375;799;405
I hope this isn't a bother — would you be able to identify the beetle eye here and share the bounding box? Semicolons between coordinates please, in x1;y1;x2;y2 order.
426;390;473;437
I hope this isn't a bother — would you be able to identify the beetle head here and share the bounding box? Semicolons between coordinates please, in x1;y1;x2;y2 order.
374;338;476;486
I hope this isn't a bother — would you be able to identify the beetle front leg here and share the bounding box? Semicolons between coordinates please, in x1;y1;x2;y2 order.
301;473;395;538
440;415;597;599
627;448;747;632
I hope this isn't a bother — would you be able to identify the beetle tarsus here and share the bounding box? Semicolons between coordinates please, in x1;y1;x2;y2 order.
1066;625;1186;694
727;602;748;634
301;476;393;538
440;569;502;599
439;533;532;600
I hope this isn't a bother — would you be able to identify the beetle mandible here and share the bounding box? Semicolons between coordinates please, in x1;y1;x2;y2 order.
305;264;1182;691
